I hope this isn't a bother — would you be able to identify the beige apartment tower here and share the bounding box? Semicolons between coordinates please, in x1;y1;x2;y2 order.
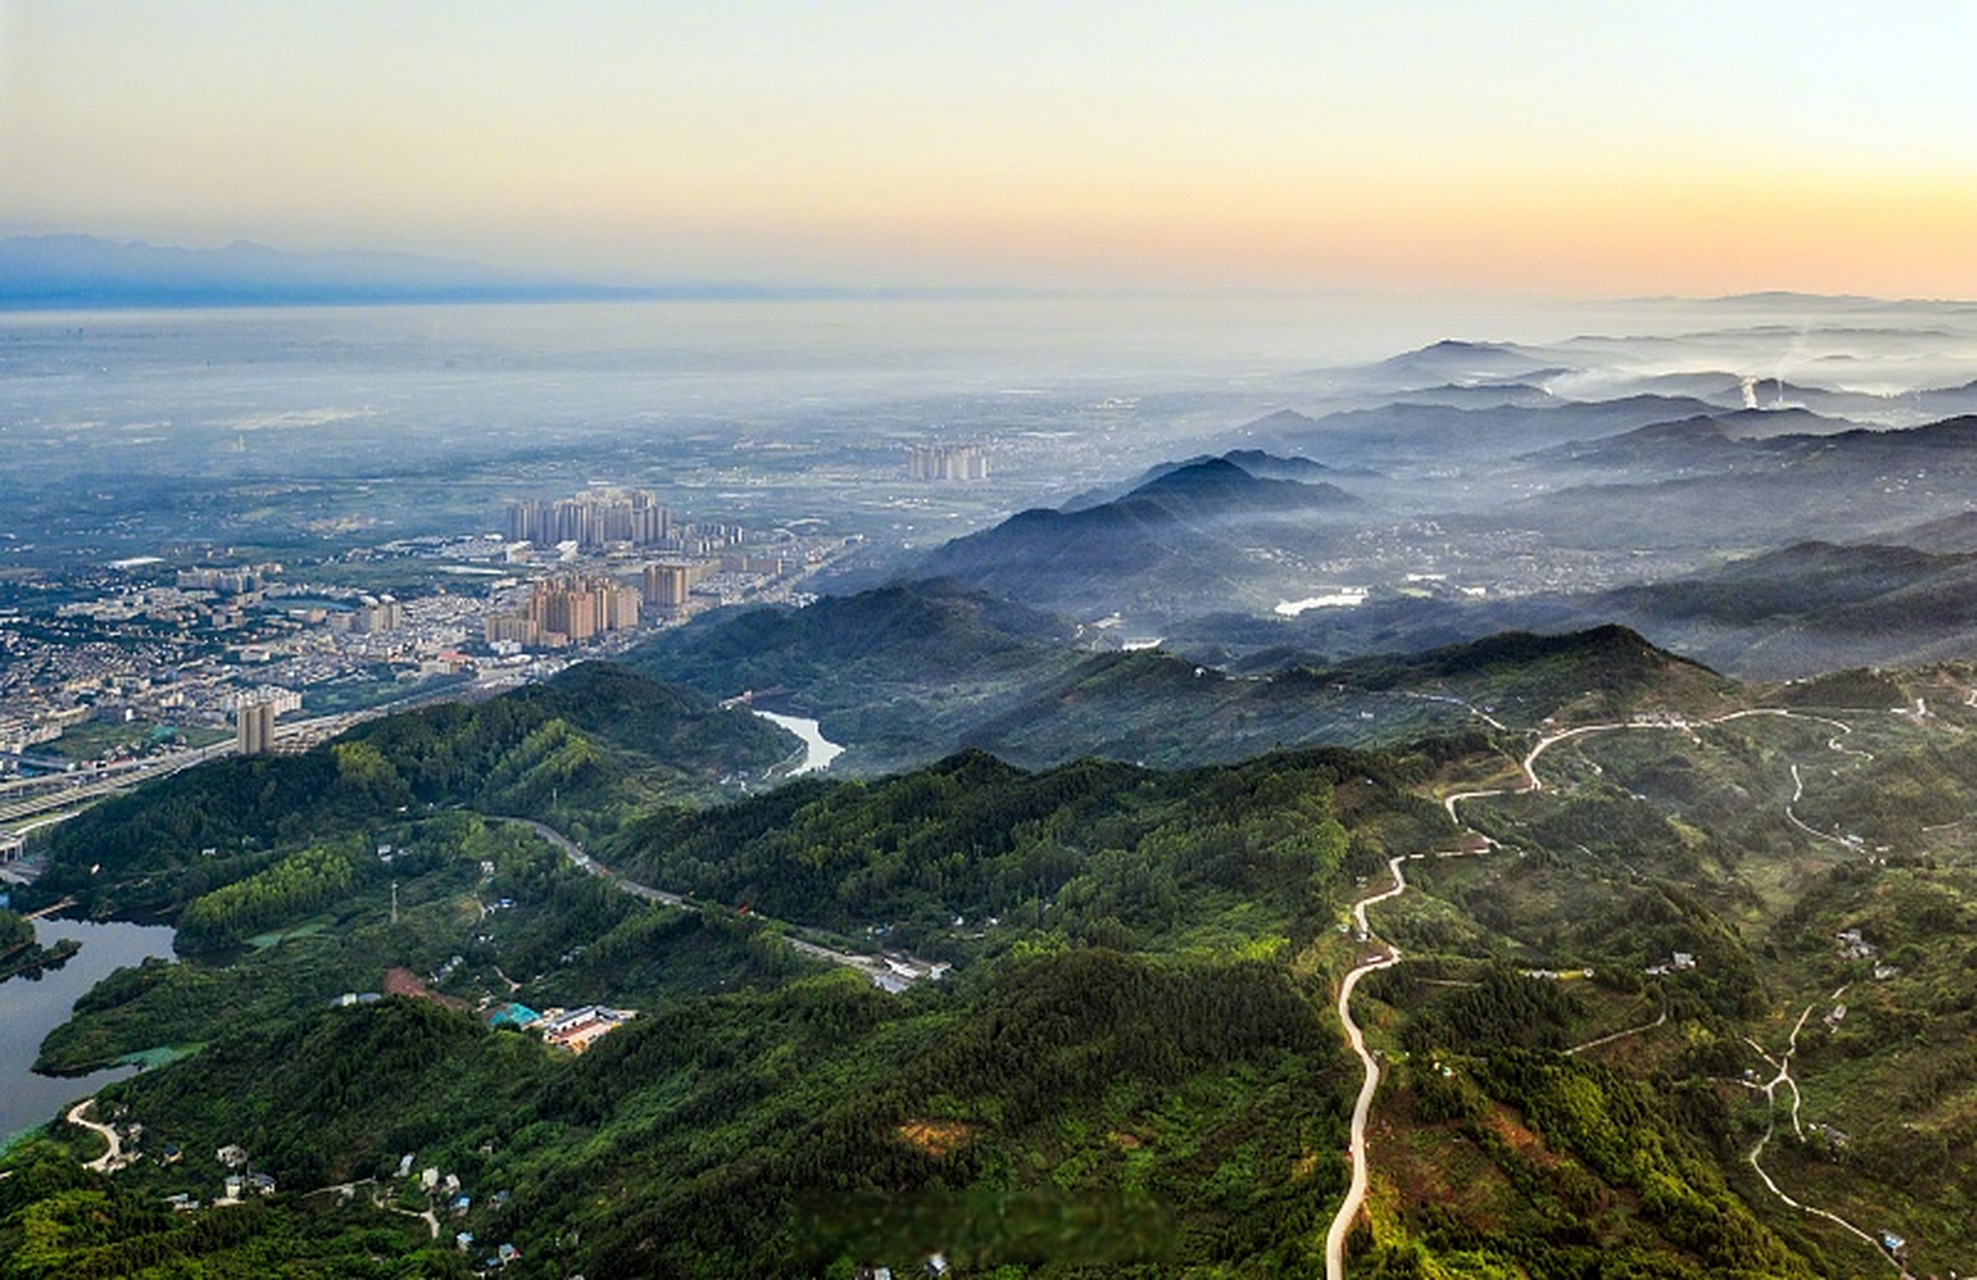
236;700;278;756
642;563;692;616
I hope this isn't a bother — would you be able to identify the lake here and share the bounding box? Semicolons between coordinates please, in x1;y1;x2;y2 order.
0;916;178;1144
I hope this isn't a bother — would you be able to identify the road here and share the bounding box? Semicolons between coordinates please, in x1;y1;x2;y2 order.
0;741;235;826
66;1098;131;1173
1;670;532;833
1325;854;1414;1279
1565;1002;1667;1056
1329;702;1888;1277
491;815;923;990
1743;1005;1909;1276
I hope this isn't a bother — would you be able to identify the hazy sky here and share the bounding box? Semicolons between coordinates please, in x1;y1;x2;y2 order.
4;1;1974;296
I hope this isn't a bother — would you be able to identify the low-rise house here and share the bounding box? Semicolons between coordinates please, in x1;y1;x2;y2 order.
538;1004;636;1053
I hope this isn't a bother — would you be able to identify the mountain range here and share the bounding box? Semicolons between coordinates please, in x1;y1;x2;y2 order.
0;235;811;307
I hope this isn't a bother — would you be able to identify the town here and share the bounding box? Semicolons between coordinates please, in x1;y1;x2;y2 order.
0;485;849;860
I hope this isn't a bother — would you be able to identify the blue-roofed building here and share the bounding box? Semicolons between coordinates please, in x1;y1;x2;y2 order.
487;1003;542;1029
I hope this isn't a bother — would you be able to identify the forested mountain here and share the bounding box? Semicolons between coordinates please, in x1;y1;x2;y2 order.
34;664;792;917
915;458;1365;623
12;629;1977;1275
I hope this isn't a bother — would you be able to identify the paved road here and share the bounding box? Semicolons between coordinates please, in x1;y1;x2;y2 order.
2;672;531;832
1325;855;1414;1278
0;742;234;825
1329;702;1887;1277
66;1099;129;1173
493;815;917;989
1743;1007;1910;1275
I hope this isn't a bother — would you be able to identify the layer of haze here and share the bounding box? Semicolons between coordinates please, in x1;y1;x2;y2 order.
4;1;1976;296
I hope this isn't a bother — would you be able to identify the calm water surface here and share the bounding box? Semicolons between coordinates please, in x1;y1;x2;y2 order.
0;917;177;1142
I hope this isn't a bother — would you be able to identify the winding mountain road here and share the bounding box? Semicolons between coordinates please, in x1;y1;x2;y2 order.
1743;1005;1909;1275
1324;855;1414;1278
1325;702;1885;1277
492;815;924;991
66;1099;130;1173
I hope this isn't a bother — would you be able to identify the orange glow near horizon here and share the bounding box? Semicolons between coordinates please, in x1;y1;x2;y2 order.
5;2;1976;299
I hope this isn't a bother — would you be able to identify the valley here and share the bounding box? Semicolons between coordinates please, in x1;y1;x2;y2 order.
7;298;1977;1276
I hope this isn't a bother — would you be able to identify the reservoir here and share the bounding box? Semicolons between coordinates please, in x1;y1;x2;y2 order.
0;916;177;1144
751;710;845;775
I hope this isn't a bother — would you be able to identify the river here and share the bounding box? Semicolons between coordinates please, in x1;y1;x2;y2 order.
0;917;177;1144
751;710;845;775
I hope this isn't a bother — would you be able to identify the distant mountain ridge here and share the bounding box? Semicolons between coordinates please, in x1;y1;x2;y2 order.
0;234;809;307
919;456;1365;622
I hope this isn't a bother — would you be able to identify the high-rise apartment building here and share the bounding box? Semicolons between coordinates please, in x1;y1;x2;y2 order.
641;563;693;615
486;575;642;649
505;489;671;549
907;444;990;481
235;699;278;756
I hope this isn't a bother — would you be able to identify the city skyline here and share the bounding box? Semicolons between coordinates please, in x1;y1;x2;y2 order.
5;2;1975;298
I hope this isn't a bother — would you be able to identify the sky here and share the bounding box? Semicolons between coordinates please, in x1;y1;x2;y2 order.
3;1;1975;297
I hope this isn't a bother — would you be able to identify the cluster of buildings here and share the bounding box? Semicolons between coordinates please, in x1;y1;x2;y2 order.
485;1002;636;1053
158;1142;276;1213
393;1154;521;1268
479;552;816;652
504;488;671;549
0;484;845;781
906;443;990;482
502;486;768;560
483;574;643;650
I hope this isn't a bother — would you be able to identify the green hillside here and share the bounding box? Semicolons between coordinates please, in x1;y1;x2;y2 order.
10;639;1977;1276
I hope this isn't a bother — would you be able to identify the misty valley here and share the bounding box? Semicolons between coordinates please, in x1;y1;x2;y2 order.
7;292;1977;1277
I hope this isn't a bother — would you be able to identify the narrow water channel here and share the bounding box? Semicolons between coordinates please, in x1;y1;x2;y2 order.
750;709;845;775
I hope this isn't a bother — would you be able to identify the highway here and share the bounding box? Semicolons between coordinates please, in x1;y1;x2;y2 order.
0;741;235;826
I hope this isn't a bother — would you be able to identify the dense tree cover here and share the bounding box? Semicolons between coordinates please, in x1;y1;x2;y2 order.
618;746;1442;952
632;583;1617;773
347;661;791;812
30;813;761;1075
0;907;33;955
629;581;1087;771
176;846;359;951
21;631;1976;1275
7;718;1462;1276
0;1137;470;1279
1396;965;1584;1055
1358;1034;1824;1278
0;907;80;983
42;946;1351;1278
30;663;789;917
